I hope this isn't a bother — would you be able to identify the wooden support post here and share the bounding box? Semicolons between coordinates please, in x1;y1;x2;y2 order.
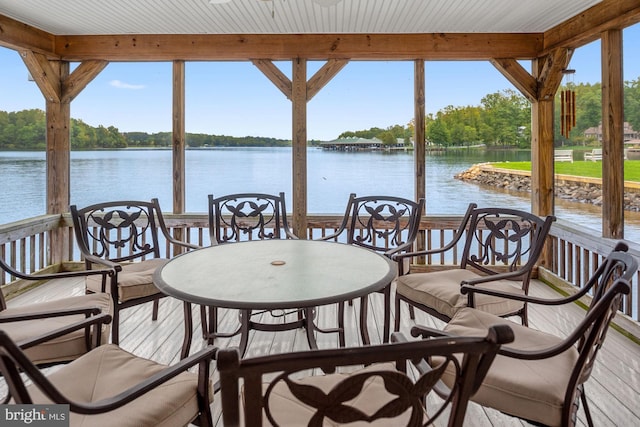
292;59;308;238
173;60;186;214
530;98;555;220
414;60;426;253
601;29;624;239
45;62;70;265
172;60;186;249
414;60;426;207
46;99;71;265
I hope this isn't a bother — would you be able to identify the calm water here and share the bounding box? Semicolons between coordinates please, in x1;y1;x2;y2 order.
2;148;639;242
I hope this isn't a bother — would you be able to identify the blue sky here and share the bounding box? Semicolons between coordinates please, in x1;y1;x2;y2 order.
1;24;639;141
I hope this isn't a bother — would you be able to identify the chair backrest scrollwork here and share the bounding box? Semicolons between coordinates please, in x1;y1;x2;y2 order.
208;192;296;244
460;207;555;290
332;194;424;257
71;199;168;263
218;325;513;427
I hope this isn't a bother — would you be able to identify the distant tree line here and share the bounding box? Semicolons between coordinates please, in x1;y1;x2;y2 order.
341;76;640;149
125;132;291;148
0;109;291;150
2;76;639;150
429;77;640;148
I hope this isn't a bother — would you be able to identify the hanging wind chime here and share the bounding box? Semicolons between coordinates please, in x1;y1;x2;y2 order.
560;69;576;139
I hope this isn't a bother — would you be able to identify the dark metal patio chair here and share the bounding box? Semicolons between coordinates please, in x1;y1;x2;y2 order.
0;256;114;367
0;315;215;427
202;192;299;342
394;203;554;330
321;193;424;344
412;242;637;427
217;324;513;427
70;198;199;344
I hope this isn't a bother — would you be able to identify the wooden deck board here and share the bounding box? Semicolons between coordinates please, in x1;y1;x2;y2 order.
3;277;640;426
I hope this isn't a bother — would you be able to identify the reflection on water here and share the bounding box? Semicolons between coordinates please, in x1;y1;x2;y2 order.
1;148;638;242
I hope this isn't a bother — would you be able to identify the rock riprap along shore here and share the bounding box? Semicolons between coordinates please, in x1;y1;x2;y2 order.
455;163;640;212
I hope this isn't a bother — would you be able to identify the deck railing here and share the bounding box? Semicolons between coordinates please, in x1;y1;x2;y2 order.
1;213;639;323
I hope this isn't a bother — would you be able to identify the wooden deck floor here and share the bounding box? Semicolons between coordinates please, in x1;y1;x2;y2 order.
4;277;640;426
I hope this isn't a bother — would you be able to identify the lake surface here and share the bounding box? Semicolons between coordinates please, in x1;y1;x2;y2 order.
2;147;640;242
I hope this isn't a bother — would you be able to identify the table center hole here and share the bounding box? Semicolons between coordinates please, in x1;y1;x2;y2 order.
271;260;286;266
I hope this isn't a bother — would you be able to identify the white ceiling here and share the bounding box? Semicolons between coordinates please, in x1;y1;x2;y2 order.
0;0;603;36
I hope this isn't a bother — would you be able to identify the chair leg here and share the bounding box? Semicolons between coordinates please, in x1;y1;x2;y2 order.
580;388;594;427
195;355;214;427
206;306;222;345
337;301;345;347
394;294;402;332
409;304;416;320
359;295;371;345
181;302;193;360
200;305;208;339
152;298;159;321
112;305;120;345
382;286;391;343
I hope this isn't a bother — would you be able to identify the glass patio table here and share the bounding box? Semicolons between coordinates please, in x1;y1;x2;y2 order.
154;239;396;358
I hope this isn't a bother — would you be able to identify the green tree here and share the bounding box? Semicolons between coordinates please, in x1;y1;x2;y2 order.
481;89;530;147
426;116;450;145
626;77;640;133
378;130;396;146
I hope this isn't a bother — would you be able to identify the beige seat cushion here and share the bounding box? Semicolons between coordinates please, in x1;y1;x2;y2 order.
442;308;579;427
86;258;168;302
1;293;113;365
26;344;204;427
249;363;426;426
395;268;525;319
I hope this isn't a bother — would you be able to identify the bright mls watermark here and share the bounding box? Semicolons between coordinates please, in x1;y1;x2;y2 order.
1;405;69;426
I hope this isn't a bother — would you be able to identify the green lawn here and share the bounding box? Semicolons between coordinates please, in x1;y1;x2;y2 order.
492;160;640;182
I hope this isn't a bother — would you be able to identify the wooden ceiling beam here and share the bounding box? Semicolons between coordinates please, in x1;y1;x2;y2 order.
19;50;107;104
61;60;108;103
54;33;542;61
252;58;348;102
543;0;640;53
537;48;573;102
252;59;292;99
0;14;55;56
306;59;348;101
20;50;61;102
490;58;538;102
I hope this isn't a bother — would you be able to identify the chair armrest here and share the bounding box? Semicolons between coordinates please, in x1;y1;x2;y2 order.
460;269;528;286
0;306;103;323
461;282;587;307
410;325;456;339
393;202;476;262
81;253;122;271
164;235;201;251
405;326;460;399
68;345;218;414
315;229;344;241
384;240;414;258
0;257;115;282
392;245;455;260
389;331;408;343
284;228;300;240
15;313;112;351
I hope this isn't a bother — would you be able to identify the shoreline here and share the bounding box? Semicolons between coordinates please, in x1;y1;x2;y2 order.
455;163;640;212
